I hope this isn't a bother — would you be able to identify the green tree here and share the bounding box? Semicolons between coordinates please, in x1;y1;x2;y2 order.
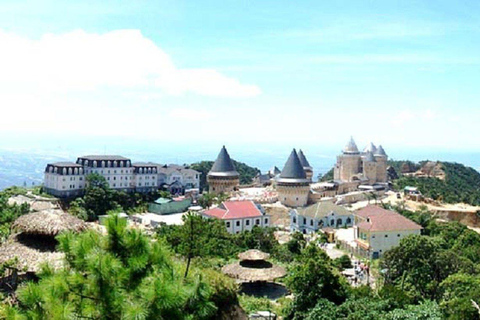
439;273;480;320
2;215;229;319
285;245;349;318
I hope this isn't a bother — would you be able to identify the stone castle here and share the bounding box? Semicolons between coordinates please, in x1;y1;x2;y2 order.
334;137;388;185
206;139;388;208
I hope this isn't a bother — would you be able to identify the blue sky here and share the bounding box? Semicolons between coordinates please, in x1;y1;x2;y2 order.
1;0;480;157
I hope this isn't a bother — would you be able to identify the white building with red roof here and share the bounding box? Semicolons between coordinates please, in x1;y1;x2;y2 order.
202;201;270;234
354;205;422;259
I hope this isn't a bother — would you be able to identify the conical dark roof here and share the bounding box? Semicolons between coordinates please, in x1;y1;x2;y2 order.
278;149;309;183
298;150;313;171
208;146;239;177
375;145;387;157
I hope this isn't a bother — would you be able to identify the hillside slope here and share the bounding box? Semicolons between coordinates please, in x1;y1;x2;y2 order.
394;162;480;206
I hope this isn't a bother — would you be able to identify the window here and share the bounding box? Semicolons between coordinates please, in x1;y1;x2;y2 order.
226;222;230;228
310;219;313;226
236;221;240;227
293;217;296;224
303;218;306;224
246;220;250;226
346;217;352;224
385;234;388;238
397;234;401;237
372;235;376;238
264;218;268;224
256;219;260;225
330;219;335;226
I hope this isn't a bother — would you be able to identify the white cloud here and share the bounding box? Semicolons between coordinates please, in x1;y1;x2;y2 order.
0;29;261;97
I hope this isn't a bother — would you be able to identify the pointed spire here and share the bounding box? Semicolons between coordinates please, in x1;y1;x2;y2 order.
279;149;307;180
375;145;387;157
363;142;377;154
269;166;281;176
343;137;359;154
208;146;238;176
297;149;312;170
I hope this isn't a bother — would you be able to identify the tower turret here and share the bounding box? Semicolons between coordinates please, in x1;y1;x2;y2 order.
298;149;313;181
207;146;239;194
276;149;310;207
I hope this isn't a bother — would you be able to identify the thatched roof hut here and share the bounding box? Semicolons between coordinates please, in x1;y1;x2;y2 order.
12;210;86;236
238;249;270;261
222;263;286;282
0;234;64;273
222;249;286;282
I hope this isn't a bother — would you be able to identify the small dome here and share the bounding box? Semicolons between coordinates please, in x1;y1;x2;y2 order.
343;137;359;154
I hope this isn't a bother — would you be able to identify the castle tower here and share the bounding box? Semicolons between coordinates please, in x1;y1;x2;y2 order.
374;145;388;183
276;149;310;207
363;142;377;154
334;137;362;182
207;146;239;194
298;149;313;181
362;151;378;183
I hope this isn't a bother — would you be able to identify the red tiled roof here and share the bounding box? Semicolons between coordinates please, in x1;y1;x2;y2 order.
203;201;263;220
356;205;422;232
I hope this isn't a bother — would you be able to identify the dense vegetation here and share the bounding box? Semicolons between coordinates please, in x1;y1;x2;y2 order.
157;208;480;319
394;162;480;205
68;173;166;221
319;168;334;182
190;160;260;190
0;187;31;243
0;215;237;319
387;160;421;175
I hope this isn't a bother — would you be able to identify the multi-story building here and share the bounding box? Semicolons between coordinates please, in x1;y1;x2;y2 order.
132;163;159;193
202;200;270;234
44;155;159;197
157;164;201;194
43;162;86;198
290;201;354;234
354;205;422;258
77;155;135;192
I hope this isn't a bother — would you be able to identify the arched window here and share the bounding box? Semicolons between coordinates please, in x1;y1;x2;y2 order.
63;168;67;175
337;218;342;226
330;219;335;226
93;161;97;168
346;217;352;225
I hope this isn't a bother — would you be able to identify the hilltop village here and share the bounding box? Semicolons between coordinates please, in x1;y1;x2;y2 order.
1;139;480;319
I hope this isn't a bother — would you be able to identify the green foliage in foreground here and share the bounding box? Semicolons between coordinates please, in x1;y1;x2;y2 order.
394;162;480;206
0;216;236;320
